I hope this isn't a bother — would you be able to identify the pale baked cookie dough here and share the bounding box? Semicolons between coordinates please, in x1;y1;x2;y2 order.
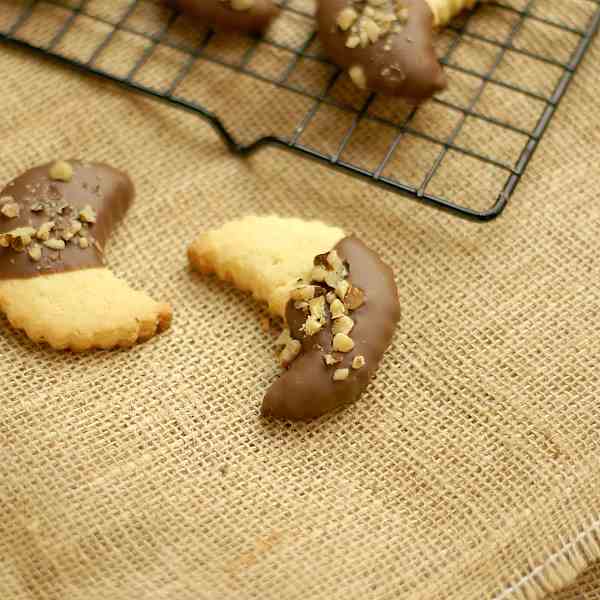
188;216;400;420
317;0;483;100
0;161;172;351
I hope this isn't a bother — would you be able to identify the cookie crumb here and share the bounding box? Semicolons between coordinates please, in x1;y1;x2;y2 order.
333;368;350;381
49;160;73;182
352;355;366;369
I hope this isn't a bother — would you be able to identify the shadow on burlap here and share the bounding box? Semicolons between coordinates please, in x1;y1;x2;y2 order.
0;1;599;599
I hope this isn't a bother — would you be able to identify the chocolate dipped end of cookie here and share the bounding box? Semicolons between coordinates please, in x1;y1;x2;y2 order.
167;0;280;33
316;0;447;101
0;161;133;280
262;236;400;421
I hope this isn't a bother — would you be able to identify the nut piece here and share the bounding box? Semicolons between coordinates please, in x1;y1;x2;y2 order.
0;202;20;218
30;202;45;212
337;7;358;30
333;332;355;353
324;353;342;366
309;295;327;321
352;355;366;370
349;65;367;90
275;328;293;346
0;227;36;251
280;339;301;367
336;279;350;299
294;301;309;312
324;270;341;288
78;237;90;249
231;0;254;10
326;291;337;304
49;160;73;182
79;205;97;224
28;244;42;262
291;285;315;301
344;286;365;311
36;221;55;241
330;298;346;319
332;315;354;336
311;265;328;282
333;368;350;382
303;315;323;337
44;238;66;251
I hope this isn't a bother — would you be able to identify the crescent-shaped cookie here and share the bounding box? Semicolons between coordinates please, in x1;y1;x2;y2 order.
316;0;482;100
0;161;171;351
188;216;400;420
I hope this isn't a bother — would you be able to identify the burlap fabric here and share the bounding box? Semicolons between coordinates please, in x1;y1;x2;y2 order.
1;1;599;599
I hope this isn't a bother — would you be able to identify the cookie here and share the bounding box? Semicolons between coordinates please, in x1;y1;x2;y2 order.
0;161;172;351
263;236;400;420
168;0;280;33
188;215;345;317
317;0;481;100
188;216;400;420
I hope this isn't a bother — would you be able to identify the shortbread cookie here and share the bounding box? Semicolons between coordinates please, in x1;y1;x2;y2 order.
317;0;482;100
188;215;345;317
263;236;400;420
188;216;399;420
0;161;172;351
168;0;280;33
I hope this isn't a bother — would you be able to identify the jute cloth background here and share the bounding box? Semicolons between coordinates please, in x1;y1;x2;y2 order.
1;0;599;598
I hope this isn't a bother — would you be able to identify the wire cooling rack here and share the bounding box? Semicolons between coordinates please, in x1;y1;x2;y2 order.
1;0;599;220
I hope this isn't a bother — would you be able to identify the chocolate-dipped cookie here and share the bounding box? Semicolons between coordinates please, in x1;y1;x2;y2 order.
0;161;171;351
168;0;280;34
263;236;400;420
316;0;481;101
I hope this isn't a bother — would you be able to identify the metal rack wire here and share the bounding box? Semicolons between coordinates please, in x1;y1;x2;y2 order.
1;0;599;220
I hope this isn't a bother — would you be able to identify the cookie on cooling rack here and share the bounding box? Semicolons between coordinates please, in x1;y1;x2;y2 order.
168;0;280;33
0;161;172;351
188;215;400;420
317;0;482;100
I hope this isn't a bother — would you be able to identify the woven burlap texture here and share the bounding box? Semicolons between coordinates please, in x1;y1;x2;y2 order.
1;1;600;599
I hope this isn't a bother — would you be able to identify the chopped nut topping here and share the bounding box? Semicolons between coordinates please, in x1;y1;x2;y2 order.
303;315;323;337
311;265;328;282
28;244;42;262
0;227;36;251
291;285;315;301
44;238;66;251
61;219;83;241
294;301;309;312
349;65;367;90
324;353;342;366
344;286;365;311
326;291;337;304
36;221;55;241
346;35;361;48
309;295;327;322
329;298;346;319
337;7;358;30
333;368;350;382
275;328;293;346
30;202;45;212
78;237;90;249
332;315;354;336
333;332;355;353
79;205;97;224
49;160;73;182
336;279;350;299
352;355;366;370
0;202;20;218
324;269;342;288
280;339;301;367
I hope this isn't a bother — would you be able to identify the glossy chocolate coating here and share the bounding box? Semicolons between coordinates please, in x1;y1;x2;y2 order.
0;162;133;279
262;236;400;420
316;0;447;101
168;0;280;33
